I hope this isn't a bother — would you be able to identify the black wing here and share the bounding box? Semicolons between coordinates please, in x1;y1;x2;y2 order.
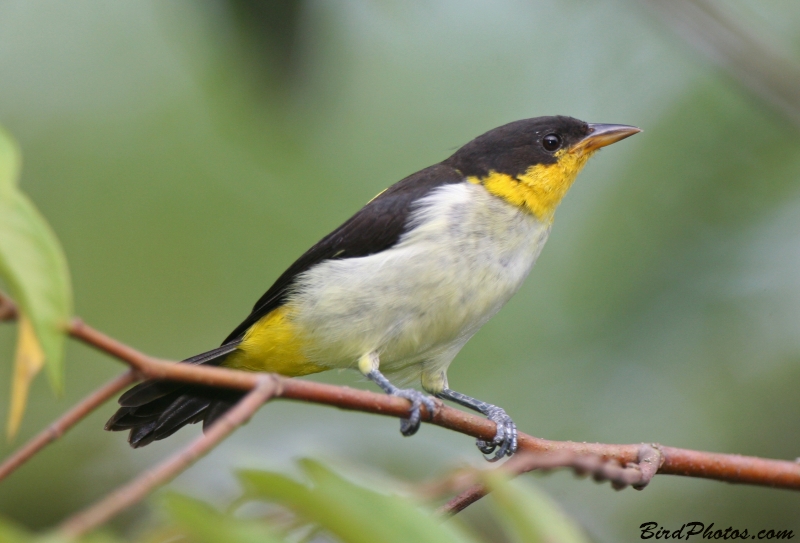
106;161;465;447
222;162;464;344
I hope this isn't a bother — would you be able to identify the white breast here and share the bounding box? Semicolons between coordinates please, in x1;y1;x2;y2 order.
286;182;551;384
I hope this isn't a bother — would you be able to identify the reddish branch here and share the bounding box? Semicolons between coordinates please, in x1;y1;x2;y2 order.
65;319;800;490
0;292;17;321
432;446;663;516
58;376;280;539
0;371;138;483
1;305;800;536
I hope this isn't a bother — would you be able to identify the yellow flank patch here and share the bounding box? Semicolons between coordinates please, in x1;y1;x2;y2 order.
223;306;327;377
468;149;594;221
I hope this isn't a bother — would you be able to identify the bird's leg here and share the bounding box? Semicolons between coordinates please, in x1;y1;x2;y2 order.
436;388;517;461
358;352;436;436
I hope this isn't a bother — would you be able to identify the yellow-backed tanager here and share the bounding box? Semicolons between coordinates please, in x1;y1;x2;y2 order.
106;116;640;460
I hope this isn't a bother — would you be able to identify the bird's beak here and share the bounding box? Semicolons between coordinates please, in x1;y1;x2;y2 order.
571;123;641;154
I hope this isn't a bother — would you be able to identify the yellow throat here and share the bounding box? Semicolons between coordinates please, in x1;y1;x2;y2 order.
467;148;595;221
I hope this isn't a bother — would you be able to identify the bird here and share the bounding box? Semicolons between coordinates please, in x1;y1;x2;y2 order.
106;116;640;461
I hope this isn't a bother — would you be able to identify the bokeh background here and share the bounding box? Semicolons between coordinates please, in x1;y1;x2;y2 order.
2;1;800;541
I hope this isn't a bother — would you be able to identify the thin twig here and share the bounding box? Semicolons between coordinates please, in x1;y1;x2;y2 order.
430;452;582;516
57;375;280;540
422;451;583;502
434;446;663;517
643;0;800;128
438;484;486;516
0;371;139;483
0;291;17;321
2;304;800;514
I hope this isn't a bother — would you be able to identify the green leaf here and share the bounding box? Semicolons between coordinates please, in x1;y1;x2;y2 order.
163;492;285;543
0;516;33;543
483;472;590;543
238;459;478;543
0;517;102;543
0;126;72;433
71;534;124;543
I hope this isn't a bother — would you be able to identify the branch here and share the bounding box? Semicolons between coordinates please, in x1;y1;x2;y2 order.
64;319;800;491
57;375;280;540
643;0;800;128
3;303;800;536
0;371;138;483
430;446;663;517
0;291;17;321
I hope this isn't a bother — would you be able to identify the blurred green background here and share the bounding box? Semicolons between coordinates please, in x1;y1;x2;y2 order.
2;1;800;541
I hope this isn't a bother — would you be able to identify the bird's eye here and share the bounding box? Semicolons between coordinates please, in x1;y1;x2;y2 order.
542;133;561;152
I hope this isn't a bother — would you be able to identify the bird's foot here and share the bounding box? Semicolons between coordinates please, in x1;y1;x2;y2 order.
364;365;437;437
391;388;437;436
476;405;517;462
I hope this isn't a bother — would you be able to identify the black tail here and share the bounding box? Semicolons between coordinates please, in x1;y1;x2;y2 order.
105;341;243;448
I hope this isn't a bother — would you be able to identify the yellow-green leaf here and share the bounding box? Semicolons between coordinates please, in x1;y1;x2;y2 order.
238;459;478;543
7;315;45;438
0;515;33;543
163;493;286;543
483;472;590;543
0;126;72;434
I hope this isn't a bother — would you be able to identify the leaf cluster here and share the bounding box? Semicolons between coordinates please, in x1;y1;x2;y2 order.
0;128;71;438
0;459;589;543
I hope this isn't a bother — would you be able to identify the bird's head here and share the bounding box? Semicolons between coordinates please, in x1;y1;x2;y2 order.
445;116;640;221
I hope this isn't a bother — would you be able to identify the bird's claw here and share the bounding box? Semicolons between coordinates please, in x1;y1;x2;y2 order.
476;406;517;462
392;388;436;436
